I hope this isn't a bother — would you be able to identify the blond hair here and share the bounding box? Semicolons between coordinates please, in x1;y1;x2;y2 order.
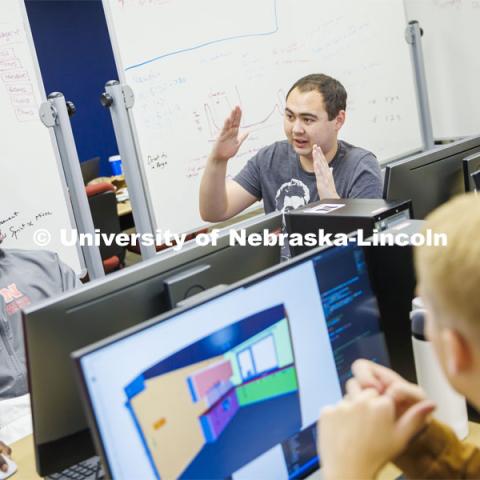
415;193;480;326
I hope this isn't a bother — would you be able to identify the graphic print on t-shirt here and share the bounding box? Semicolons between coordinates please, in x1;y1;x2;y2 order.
274;179;311;214
0;283;31;316
275;179;312;260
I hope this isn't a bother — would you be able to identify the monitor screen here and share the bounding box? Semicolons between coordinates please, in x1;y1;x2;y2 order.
22;212;282;475
75;243;389;480
384;135;480;218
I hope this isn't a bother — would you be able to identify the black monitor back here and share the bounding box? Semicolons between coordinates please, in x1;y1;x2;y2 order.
384;136;480;218
22;213;281;476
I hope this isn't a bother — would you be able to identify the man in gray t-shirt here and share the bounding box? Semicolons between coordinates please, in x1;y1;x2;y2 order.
0;248;80;399
234;139;382;216
199;73;382;223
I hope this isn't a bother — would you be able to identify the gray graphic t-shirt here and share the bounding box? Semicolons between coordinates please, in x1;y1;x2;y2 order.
0;249;80;398
234;139;383;215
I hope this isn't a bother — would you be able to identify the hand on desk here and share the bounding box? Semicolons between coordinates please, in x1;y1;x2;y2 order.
317;360;436;480
0;441;16;479
0;441;12;472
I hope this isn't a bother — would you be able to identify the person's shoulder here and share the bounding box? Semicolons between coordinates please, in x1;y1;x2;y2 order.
1;248;59;268
340;141;379;170
340;140;376;161
253;140;293;164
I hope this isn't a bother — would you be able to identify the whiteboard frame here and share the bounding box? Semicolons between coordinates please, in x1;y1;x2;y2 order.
404;0;480;140
102;0;163;235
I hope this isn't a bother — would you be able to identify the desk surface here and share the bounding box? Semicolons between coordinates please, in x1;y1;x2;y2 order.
117;199;132;217
10;434;40;479
10;422;480;479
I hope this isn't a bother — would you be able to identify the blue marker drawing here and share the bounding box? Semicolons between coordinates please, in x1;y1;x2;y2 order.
125;0;279;71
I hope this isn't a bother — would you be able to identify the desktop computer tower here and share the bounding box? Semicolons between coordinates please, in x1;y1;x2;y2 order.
285;198;412;256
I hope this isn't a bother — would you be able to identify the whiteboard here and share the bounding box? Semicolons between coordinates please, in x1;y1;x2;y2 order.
405;0;480;139
0;0;83;274
103;0;422;235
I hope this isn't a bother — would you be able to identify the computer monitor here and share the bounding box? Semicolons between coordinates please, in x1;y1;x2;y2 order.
73;242;389;480
22;212;282;476
463;152;480;192
384;135;480;218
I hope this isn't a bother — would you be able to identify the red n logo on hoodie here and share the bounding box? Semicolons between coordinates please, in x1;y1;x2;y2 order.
0;284;23;304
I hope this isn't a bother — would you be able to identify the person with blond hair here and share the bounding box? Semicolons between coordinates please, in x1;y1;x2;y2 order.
318;193;480;479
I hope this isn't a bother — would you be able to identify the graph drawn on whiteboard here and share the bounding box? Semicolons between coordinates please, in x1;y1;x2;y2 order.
0;0;83;274
104;0;422;235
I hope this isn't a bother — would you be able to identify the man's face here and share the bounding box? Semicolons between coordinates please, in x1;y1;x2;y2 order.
283;87;344;160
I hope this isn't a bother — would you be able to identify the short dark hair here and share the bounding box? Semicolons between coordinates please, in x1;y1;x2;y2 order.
286;74;347;120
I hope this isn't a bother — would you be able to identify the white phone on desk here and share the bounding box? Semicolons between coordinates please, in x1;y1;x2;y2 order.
0;456;17;479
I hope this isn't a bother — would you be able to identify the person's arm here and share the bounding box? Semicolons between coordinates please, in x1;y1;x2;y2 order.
55;254;81;290
349;359;480;478
0;441;12;473
199;106;256;222
394;419;480;479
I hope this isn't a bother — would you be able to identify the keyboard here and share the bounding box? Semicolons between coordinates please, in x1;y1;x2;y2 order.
46;456;104;480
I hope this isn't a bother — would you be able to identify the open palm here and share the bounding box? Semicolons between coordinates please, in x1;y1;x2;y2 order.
212;106;249;162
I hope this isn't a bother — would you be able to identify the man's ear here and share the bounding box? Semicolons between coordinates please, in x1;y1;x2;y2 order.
442;328;473;375
335;110;346;130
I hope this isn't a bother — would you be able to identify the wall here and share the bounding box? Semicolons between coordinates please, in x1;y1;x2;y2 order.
25;0;119;176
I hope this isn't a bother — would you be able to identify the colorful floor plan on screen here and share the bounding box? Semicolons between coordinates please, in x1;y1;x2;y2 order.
124;304;301;479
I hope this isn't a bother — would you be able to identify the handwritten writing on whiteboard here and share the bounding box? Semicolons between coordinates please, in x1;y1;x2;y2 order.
0;210;53;241
1;69;29;82
185;155;208;179
0;59;21;71
0;28;37;122
433;0;480;7
146;153;168;171
0;28;21;46
0;211;20;227
0;47;15;60
6;83;32;95
116;0;173;7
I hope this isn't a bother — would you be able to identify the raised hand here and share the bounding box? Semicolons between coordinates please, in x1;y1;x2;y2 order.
211;106;249;162
312;144;339;199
